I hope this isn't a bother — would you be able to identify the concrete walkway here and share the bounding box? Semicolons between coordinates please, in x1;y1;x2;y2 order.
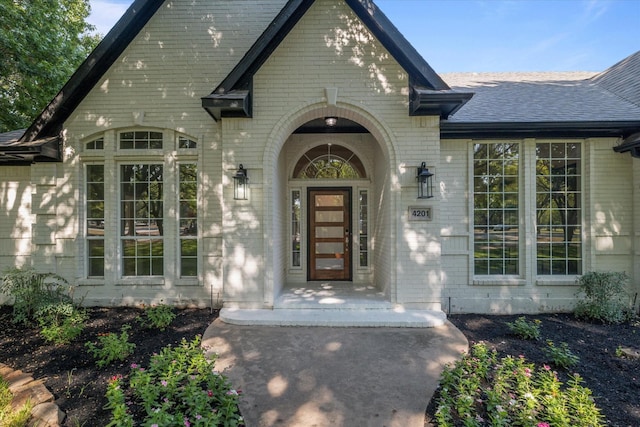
202;319;468;427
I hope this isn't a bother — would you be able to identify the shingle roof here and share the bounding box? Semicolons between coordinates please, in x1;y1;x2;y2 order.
591;50;640;108
442;70;640;123
0;129;26;145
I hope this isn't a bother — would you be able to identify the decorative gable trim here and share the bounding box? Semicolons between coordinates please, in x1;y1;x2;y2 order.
614;132;640;158
201;0;472;120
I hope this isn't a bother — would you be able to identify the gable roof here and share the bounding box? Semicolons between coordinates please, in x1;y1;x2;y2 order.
201;0;472;120
6;0;638;159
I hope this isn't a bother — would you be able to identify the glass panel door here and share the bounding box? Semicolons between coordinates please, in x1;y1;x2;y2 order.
309;189;351;280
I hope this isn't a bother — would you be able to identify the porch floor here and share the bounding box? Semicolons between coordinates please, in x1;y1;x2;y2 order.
220;282;447;327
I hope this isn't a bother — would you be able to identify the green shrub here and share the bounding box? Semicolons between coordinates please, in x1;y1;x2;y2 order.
105;336;243;427
434;342;603;427
137;303;176;331
85;325;136;368
0;267;75;325
574;271;634;324
506;316;541;340
38;304;88;345
543;340;580;369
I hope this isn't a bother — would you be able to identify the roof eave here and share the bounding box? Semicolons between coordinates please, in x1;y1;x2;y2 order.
0;136;62;164
440;121;640;140
201;90;252;121
411;88;474;119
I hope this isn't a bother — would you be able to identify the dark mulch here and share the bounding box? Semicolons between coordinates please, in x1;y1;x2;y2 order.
0;305;217;426
426;313;640;427
1;307;639;426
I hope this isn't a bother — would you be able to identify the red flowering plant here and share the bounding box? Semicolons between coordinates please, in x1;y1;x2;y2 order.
104;336;243;427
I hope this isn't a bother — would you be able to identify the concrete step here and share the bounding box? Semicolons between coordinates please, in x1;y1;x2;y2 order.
219;307;447;328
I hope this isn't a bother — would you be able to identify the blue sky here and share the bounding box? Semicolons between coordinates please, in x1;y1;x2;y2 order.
88;0;639;73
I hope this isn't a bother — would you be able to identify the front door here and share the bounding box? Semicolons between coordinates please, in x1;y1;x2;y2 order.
309;188;351;280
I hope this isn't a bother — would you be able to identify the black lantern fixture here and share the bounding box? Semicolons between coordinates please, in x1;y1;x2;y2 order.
417;162;434;199
233;164;248;200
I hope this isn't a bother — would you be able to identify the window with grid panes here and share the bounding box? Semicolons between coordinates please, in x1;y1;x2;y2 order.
179;163;198;277
86;165;105;276
473;143;520;275
536;143;582;275
120;164;164;276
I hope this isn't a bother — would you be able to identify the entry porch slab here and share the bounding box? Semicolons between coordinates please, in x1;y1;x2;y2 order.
221;281;446;327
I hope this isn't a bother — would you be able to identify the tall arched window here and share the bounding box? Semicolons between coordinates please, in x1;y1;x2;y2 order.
293;144;366;179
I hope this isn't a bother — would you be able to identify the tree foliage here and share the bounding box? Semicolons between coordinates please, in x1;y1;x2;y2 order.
0;0;101;133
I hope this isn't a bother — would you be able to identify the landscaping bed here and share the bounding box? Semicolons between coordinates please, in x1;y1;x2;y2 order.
426;313;640;427
0;305;218;426
0;306;638;426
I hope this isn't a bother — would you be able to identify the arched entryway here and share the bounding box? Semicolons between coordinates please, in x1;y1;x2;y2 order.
262;104;397;308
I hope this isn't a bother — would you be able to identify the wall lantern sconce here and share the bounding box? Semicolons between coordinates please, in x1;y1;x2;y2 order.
417;162;434;199
233;164;248;200
324;117;338;127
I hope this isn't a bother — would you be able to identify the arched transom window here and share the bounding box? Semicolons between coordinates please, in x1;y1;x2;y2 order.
293;144;366;179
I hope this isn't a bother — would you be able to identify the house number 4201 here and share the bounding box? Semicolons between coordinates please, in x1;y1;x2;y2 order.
408;206;432;221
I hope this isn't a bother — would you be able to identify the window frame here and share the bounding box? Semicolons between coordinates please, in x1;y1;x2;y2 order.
118;162;165;278
85;163;106;278
535;141;583;277
472;142;521;277
469;139;584;286
178;162;199;278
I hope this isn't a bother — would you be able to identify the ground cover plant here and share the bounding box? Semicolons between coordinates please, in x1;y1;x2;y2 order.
105;336;242;426
427;313;640;427
433;342;602;426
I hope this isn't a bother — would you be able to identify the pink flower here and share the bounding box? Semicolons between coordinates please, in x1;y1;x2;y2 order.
537;423;550;427
161;380;168;387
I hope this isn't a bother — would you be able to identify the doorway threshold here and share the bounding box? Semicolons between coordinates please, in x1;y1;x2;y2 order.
276;281;390;309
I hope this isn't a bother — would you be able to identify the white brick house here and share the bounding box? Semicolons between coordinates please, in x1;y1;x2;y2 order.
1;0;639;316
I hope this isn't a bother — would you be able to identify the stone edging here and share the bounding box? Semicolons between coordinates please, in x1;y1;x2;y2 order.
0;363;65;426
